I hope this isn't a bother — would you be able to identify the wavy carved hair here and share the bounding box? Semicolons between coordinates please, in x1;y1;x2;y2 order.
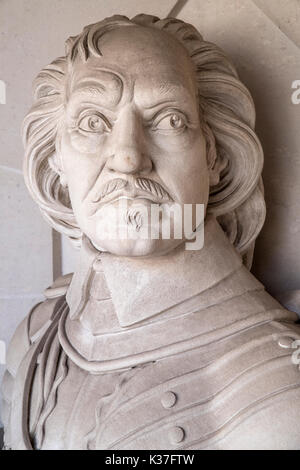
23;14;265;267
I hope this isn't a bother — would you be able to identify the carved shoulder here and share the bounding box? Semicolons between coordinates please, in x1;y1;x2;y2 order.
28;273;72;343
1;274;71;448
5;297;62;378
1;300;52;448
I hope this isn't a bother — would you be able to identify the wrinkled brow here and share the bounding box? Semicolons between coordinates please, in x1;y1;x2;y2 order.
67;80;123;108
158;81;184;96
140;82;197;111
75;82;106;93
67;70;124;103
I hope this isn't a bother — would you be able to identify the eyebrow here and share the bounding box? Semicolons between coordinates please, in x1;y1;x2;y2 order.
68;77;197;114
72;80;106;94
69;75;123;106
158;81;185;96
142;83;196;110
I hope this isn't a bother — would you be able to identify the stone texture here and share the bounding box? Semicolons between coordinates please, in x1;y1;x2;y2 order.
0;168;50;426
4;218;300;449
0;0;176;169
252;0;300;48
61;235;79;276
0;168;52;296
2;6;300;450
276;290;300;316
0;0;176;431
178;0;300;295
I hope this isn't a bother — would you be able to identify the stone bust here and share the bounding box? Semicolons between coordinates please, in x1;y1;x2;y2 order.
2;14;300;450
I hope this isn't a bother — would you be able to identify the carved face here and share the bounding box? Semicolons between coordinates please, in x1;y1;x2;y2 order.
58;25;210;256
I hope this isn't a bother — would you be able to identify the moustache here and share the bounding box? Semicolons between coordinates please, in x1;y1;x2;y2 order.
92;177;172;203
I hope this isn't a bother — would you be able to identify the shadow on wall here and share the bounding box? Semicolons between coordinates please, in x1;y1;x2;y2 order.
0;427;3;449
231;50;298;297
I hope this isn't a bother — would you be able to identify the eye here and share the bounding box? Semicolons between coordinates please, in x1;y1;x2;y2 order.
154;112;187;131
78;113;110;133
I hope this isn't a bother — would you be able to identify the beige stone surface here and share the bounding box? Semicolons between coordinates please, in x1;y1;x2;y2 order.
178;0;300;294
4;218;300;449
1;1;300;447
0;0;176;428
0;0;175;171
2;13;300;449
0;168;51;426
61;235;79;276
0;296;43;404
0;168;52;295
252;0;300;48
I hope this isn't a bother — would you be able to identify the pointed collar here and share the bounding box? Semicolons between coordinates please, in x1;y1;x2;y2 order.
66;215;243;327
60;215;273;373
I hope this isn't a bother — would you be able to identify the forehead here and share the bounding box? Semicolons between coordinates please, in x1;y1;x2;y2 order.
68;26;197;106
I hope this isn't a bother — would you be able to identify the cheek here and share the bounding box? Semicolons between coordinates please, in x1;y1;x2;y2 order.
60;131;105;208
152;132;209;203
175;155;209;203
69;130;104;154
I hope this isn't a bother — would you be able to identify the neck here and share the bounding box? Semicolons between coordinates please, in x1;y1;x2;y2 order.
66;215;244;328
59;215;276;372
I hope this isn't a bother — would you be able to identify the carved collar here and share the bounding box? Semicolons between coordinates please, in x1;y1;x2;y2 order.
59;215;265;373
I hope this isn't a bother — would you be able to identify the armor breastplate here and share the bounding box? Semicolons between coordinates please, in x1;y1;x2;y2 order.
8;296;300;450
3;218;300;450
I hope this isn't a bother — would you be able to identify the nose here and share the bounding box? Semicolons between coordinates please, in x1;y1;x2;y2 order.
106;107;152;175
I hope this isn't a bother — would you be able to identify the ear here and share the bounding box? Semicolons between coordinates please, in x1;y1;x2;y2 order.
202;122;226;187
48;153;68;187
